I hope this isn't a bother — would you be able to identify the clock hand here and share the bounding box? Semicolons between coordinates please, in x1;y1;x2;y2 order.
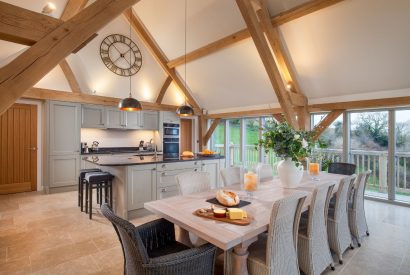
111;43;122;55
113;55;122;64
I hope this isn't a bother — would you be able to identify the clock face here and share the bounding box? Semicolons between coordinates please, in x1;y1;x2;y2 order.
100;34;142;77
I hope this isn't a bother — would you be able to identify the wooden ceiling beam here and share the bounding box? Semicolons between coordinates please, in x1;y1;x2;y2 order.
123;9;200;110
207;107;283;119
236;0;299;129
167;0;344;68
23;88;177;111
0;0;139;116
59;60;82;93
60;0;89;21
203;118;221;145
312;109;344;140
0;2;62;46
155;76;173;104
272;113;286;123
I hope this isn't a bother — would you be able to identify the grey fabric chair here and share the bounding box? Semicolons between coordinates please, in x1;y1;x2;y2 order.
220;166;243;187
327;175;356;264
176;171;211;195
348;170;371;247
328;162;356;175
245;192;308;275
298;181;336;275
101;204;217;275
256;163;274;182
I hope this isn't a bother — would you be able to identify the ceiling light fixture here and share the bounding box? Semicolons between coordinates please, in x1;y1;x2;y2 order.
119;11;142;112
176;0;194;117
42;2;56;14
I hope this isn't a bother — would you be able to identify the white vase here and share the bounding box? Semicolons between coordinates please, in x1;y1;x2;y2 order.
277;158;304;188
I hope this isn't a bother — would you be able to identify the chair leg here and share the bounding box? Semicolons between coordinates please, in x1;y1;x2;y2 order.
89;184;93;220
99;183;103;206
78;177;81;207
366;230;370;236
330;264;335;271
80;180;84;212
350;243;354;250
109;182;113;207
96;185;100;204
85;181;89;214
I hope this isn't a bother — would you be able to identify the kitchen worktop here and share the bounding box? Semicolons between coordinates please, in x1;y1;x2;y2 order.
81;147;161;155
84;154;225;166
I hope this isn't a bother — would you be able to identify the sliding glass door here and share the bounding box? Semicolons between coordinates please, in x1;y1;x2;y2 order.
210;119;225;156
395;109;410;203
244;118;260;169
228;119;241;166
349;111;389;199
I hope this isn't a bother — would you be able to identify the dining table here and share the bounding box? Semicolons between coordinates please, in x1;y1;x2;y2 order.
144;172;347;275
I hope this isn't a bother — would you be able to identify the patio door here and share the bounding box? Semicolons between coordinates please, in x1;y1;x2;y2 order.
0;103;37;194
394;109;410;203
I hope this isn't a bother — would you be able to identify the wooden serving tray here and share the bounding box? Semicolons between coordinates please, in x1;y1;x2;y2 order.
193;209;252;226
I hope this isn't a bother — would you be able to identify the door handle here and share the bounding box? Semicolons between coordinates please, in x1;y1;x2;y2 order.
25;147;37;151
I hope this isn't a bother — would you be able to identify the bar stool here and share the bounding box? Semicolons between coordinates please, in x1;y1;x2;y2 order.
78;168;101;212
84;171;114;219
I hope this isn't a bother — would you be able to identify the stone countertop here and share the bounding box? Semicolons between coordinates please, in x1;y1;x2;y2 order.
84;154;225;166
81;147;161;155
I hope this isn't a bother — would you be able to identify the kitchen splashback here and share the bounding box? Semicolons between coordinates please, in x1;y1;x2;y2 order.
81;128;157;147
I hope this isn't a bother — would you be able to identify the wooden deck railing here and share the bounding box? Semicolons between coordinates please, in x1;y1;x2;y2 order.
213;145;410;196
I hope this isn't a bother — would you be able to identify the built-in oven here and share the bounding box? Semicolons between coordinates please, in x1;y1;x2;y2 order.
163;123;180;159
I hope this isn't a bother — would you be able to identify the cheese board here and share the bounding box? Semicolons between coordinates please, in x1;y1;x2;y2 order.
193;209;252;226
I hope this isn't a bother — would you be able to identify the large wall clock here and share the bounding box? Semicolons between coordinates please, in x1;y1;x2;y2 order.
100;34;142;77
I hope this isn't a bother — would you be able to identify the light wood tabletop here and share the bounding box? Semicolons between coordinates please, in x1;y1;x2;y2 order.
144;172;347;275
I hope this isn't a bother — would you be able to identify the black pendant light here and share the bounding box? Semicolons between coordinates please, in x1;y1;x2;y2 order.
119;12;142;112
176;0;194;117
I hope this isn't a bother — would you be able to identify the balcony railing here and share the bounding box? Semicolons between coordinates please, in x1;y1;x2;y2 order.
213;144;410;197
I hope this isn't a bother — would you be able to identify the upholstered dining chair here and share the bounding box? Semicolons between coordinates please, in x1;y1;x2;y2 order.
176;171;211;247
298;181;336;275
176;171;211;195
244;192;308;275
327;174;357;264
348;170;372;247
220;166;243;187
256;163;274;182
328;162;356;175
101;204;217;275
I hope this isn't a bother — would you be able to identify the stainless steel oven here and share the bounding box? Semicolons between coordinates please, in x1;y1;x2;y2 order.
163;123;180;158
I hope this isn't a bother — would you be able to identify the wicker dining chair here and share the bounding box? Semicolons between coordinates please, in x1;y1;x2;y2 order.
298;181;336;275
256;163;274;182
244;192;308;275
348;170;371;247
176;171;211;247
101;204;217;275
220;166;243;187
327;175;356;264
176;171;211;195
328;162;356;175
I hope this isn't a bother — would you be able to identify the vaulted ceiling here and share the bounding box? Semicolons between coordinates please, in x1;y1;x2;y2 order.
1;0;410;114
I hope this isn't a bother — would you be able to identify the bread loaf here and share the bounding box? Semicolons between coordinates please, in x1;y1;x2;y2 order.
216;190;240;206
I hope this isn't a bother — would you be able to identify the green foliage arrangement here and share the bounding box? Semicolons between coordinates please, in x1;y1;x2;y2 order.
257;121;315;166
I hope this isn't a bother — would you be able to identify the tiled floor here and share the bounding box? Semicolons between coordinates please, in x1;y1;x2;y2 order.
0;191;409;275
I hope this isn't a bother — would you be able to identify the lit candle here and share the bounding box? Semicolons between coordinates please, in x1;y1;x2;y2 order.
309;163;320;175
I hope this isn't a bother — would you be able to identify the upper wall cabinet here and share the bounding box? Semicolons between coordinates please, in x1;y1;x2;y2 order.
142;111;159;130
126;111;143;130
161;111;180;124
81;105;106;128
106;107;126;129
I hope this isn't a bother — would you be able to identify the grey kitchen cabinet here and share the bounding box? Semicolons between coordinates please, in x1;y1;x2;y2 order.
127;165;156;210
106;107;126;129
201;159;221;189
157;185;179;200
142;111;159;130
82;104;106;128
49;155;80;188
125;111;143;129
46;101;81;192
48;101;81;155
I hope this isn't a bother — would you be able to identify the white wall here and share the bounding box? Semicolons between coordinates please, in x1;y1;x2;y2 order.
81;128;156;148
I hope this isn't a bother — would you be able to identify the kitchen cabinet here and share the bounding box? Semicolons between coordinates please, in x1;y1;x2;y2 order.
46;101;81;192
106;107;126;129
142;111;159;130
127;165;156;211
81;104;106;128
201;159;221;189
161;111;180;124
157;185;179;200
125;111;143;129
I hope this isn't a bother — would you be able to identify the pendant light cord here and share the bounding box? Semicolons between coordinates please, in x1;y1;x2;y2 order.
129;12;132;98
184;0;188;106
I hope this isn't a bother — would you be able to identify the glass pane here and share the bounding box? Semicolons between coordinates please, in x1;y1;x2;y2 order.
260;117;280;175
311;113;343;170
350;111;389;199
395;110;410;203
228;119;241;166
244;118;260;169
210;120;225;156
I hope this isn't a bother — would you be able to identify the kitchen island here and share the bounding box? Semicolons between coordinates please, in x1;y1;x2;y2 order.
84;155;225;219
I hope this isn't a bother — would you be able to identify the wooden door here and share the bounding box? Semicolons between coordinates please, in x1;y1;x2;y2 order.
180;119;193;152
0;103;37;194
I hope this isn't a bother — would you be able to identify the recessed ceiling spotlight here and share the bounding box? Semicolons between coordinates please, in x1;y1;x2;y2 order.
42;2;56;14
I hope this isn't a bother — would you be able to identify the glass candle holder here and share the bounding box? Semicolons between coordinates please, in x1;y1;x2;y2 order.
243;170;259;199
309;162;320;181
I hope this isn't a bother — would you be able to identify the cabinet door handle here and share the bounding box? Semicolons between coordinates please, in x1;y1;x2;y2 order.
162;164;166;168
194;169;198;172
152;168;156;171
161;188;166;193
202;163;205;166
194;162;197;165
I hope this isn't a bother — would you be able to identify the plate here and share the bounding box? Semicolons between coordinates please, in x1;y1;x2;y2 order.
197;153;220;157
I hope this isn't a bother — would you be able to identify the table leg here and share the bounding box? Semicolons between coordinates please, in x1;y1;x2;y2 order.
176;226;193;247
230;237;257;275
